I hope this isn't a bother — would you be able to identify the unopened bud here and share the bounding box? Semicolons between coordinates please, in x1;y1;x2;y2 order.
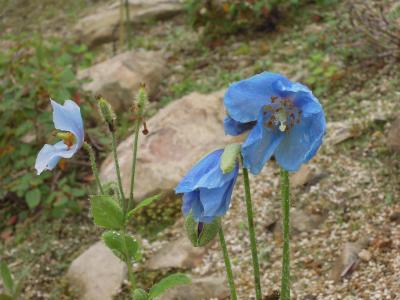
98;97;116;131
185;213;220;247
135;85;148;118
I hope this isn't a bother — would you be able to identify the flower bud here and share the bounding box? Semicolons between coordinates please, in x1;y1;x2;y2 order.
135;84;148;118
98;97;116;131
184;213;220;247
132;288;148;300
220;143;241;174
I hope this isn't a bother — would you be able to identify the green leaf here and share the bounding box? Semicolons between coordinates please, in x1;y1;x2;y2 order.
220;143;241;174
25;189;41;209
90;195;124;230
102;231;140;262
0;261;14;294
132;288;148;300
127;194;161;219
148;273;191;299
0;294;13;300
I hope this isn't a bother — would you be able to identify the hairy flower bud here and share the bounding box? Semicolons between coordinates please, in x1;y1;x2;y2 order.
135;84;148;119
185;213;220;247
98;97;116;131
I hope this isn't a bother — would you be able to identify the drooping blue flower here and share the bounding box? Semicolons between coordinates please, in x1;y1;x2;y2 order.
224;72;326;174
175;149;239;223
35;100;84;175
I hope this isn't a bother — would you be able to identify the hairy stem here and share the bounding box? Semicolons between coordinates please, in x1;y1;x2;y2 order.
241;158;262;300
111;131;126;211
124;0;132;49
83;142;104;194
121;228;136;291
280;169;290;300
218;224;238;300
128;120;140;211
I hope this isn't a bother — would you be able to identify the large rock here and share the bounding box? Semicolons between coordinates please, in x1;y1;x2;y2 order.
66;241;126;300
100;90;238;200
75;0;183;47
77;50;165;111
146;236;207;270
158;276;230;300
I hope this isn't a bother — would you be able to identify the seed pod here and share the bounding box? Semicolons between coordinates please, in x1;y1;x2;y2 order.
98;97;116;131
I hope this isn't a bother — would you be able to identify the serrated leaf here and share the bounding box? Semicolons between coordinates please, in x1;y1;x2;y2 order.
148;273;191;299
0;261;14;294
90;195;124;230
127;194;160;219
25;189;41;209
102;231;140;262
220;143;241;174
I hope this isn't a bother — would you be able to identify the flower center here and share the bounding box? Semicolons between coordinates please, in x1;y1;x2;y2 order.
263;96;302;132
56;132;76;149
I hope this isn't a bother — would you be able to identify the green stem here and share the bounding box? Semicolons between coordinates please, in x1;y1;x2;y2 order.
218;224;238;300
128;120;141;211
83;142;104;194
280;169;290;300
111;131;126;211
121;228;136;290
241;159;262;300
124;0;132;49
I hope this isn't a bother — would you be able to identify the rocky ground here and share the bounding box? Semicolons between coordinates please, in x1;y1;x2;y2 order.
1;0;399;299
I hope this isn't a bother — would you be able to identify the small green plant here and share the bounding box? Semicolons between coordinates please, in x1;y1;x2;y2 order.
0;33;94;222
0;260;28;300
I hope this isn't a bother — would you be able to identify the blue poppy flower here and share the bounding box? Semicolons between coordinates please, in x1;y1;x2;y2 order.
224;72;326;174
175;149;238;223
35;100;84;175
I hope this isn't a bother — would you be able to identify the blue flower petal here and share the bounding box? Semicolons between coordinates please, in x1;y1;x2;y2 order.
242;115;284;175
274;81;322;118
35;141;76;175
224;72;291;123
182;191;200;215
199;171;237;220
274;112;325;172
224;115;256;136
175;149;237;193
51;100;84;147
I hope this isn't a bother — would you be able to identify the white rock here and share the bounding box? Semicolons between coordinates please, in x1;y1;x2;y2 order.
75;0;183;47
66;241;126;300
157;275;230;300
77;50;165;111
146;236;207;270
100;90;243;201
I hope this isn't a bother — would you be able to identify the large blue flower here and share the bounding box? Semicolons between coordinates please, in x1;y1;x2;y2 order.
175;149;238;223
35;100;84;175
224;72;326;174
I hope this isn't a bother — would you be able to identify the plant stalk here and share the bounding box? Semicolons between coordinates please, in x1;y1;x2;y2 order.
218;224;238;300
111;131;126;211
128;120;141;211
83;142;104;194
124;0;132;49
241;158;262;300
280;169;290;300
